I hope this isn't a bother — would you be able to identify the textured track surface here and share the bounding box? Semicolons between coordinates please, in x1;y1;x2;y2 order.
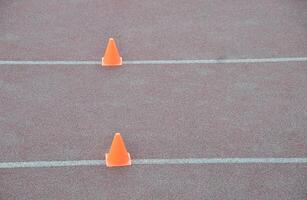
1;0;307;60
1;0;307;199
1;165;307;199
1;63;307;162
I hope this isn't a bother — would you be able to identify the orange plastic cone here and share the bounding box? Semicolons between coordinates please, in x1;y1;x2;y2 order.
102;38;122;67
105;133;131;167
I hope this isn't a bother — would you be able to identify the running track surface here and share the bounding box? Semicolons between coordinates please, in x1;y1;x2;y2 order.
1;0;307;199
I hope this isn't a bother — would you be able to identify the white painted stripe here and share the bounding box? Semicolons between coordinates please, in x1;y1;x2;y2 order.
0;61;100;65
124;57;307;65
0;57;307;65
0;160;104;168
133;158;307;165
0;158;306;169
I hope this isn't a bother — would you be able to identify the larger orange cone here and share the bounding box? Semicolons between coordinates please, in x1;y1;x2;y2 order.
105;133;131;167
102;38;122;67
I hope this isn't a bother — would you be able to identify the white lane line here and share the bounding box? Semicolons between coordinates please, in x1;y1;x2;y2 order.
0;57;307;65
1;158;307;169
0;61;100;65
124;57;307;64
0;160;104;168
133;158;307;165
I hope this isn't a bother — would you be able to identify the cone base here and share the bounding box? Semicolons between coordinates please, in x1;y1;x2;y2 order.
101;57;122;67
105;153;131;167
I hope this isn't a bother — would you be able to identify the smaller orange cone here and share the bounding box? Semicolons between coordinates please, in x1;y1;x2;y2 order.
105;133;131;167
102;38;122;67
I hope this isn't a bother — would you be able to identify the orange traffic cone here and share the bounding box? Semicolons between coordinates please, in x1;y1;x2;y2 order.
105;133;131;167
102;38;122;67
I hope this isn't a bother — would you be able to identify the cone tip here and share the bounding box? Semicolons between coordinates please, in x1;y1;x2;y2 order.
115;132;121;136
